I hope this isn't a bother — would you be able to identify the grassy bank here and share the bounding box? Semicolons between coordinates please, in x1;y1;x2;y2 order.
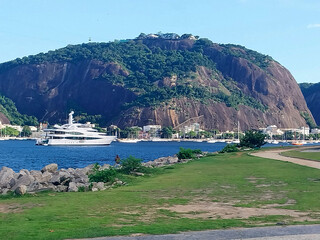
1;151;320;239
281;149;320;161
282;149;320;161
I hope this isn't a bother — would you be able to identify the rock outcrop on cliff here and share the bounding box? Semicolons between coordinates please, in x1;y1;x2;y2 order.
0;34;314;130
300;82;320;126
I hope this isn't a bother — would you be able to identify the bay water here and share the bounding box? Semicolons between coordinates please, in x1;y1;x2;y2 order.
0;140;228;172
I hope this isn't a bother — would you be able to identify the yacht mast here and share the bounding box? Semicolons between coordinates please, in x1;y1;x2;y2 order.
68;111;74;125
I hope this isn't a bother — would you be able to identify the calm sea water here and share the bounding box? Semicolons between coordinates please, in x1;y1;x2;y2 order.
0;140;228;172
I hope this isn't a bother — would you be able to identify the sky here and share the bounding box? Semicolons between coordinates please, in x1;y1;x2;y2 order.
0;0;319;83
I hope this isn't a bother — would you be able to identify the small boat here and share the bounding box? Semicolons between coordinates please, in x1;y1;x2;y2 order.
291;141;304;146
207;139;217;143
271;140;279;144
117;139;140;143
150;138;168;142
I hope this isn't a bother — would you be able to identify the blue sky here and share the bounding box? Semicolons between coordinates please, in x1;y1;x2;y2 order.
0;0;319;83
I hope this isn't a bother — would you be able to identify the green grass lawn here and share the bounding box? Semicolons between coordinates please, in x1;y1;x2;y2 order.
1;151;320;240
282;149;320;161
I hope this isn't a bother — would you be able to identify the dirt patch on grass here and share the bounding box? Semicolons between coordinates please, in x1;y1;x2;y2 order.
159;200;317;222
0;203;42;213
0;203;23;213
245;176;266;184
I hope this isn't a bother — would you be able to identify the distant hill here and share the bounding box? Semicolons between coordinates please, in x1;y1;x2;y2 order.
0;33;314;130
300;82;320;126
0;94;38;126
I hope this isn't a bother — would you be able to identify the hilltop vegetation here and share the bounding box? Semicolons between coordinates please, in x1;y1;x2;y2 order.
0;33;269;112
0;33;311;129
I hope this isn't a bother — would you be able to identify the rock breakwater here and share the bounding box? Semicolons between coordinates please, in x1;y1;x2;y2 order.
0;154;203;195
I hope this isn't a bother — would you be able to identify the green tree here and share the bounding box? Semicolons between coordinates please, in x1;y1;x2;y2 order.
3;127;19;137
161;126;174;138
21;125;32;137
239;130;266;149
188;131;197;139
120;156;146;174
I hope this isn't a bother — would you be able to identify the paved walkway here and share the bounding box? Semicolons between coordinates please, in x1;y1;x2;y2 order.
251;147;320;169
71;224;320;240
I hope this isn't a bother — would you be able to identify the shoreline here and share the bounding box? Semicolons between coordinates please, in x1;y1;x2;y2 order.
0;152;207;196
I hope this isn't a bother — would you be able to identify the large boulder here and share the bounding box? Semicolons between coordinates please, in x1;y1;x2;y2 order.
82;164;96;175
68;182;78;192
73;169;89;183
91;182;106;191
30;170;52;183
11;174;34;191
49;170;71;186
15;185;27;195
41;163;58;173
0;167;16;188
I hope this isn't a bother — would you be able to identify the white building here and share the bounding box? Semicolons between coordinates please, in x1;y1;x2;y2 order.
311;128;320;134
296;126;310;136
262;125;284;136
143;125;161;138
182;123;201;133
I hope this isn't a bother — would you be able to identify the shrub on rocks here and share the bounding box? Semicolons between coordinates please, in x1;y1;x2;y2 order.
120;156;146;174
219;144;239;153
177;147;202;160
88;166;118;183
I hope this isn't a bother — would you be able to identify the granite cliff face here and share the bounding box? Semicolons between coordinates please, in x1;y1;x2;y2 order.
300;82;320;126
0;60;135;123
0;113;9;125
0;36;314;130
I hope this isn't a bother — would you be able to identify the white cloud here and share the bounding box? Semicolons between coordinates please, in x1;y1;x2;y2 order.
307;24;320;29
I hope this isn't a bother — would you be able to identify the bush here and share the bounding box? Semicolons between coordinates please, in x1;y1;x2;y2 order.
88;166;118;183
239;130;266;149
219;144;239;153
177;147;202;160
120;156;146;174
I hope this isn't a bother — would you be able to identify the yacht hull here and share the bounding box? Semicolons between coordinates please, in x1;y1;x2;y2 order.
47;137;116;146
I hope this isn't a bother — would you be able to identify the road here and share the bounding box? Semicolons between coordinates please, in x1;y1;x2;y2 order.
251;146;320;169
71;224;320;240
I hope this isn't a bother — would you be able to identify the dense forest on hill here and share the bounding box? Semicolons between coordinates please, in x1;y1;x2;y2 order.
0;35;270;113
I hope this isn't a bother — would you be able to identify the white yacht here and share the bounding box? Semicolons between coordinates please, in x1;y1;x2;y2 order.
36;111;116;146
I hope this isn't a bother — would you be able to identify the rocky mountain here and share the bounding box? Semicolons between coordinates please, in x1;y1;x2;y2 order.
0;33;314;131
300;82;320;126
0;112;9;125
